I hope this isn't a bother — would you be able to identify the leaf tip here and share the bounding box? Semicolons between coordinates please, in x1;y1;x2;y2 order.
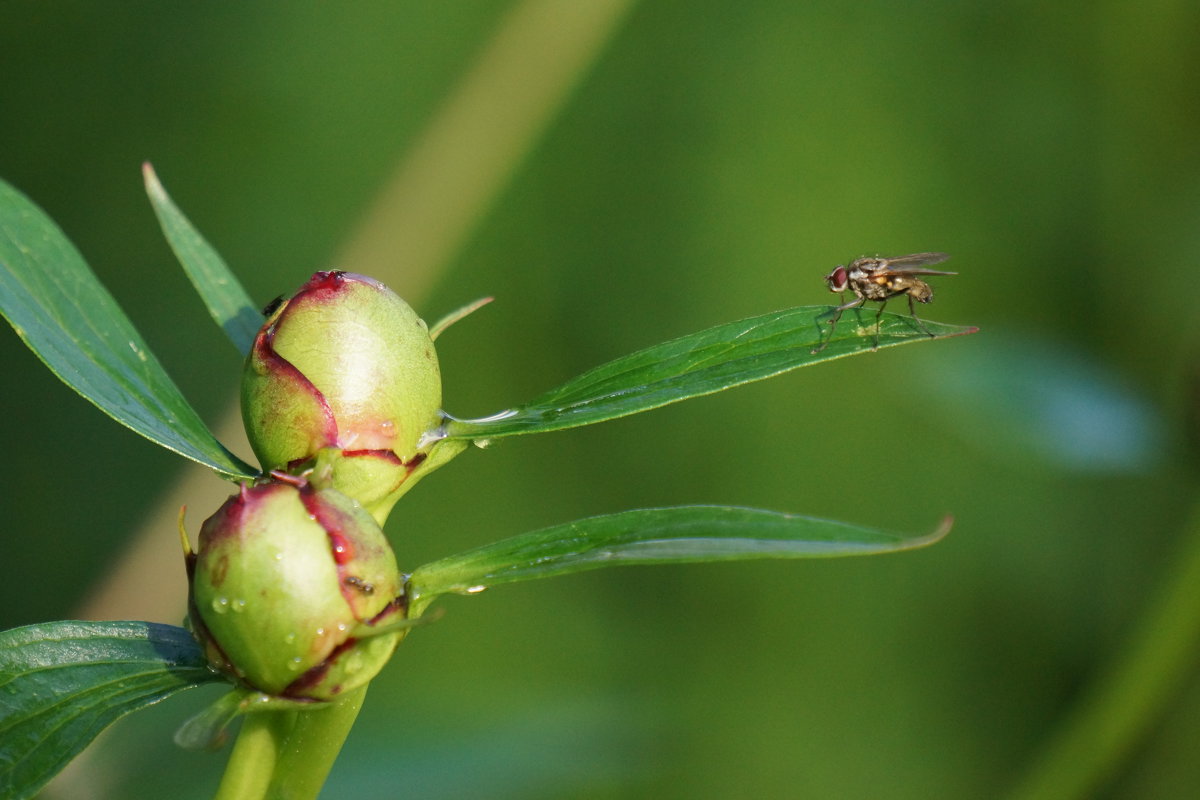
177;505;193;558
889;513;956;552
926;514;955;544
142;161;164;197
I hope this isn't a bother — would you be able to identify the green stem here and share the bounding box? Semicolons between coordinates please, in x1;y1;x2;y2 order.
1005;499;1200;800
265;686;368;800
213;709;295;800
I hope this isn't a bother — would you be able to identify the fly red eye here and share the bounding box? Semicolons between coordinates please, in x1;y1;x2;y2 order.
825;267;848;292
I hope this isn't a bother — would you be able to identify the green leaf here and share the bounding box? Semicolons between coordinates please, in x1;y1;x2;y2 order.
442;305;977;440
175;688;316;751
408;506;952;606
0;620;224;800
143;163;262;355
0;177;258;480
174;688;255;751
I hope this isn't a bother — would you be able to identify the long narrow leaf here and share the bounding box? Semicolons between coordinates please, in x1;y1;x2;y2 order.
0;620;224;800
0;178;257;479
443;306;977;440
143;163;262;355
408;506;951;605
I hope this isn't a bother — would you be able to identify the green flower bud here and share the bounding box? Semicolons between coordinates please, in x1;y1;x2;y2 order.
242;271;453;523
187;480;405;699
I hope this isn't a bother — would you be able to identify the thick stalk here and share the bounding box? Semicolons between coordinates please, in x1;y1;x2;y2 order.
264;686;368;800
213;710;296;800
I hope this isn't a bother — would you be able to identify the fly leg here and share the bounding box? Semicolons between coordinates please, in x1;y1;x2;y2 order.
811;295;862;354
907;294;934;338
871;300;888;350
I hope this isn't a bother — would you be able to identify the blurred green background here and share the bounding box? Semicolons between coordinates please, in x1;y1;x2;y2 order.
3;1;1198;798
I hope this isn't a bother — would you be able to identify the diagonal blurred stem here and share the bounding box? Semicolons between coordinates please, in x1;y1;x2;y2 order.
336;0;639;303
74;0;638;626
1004;498;1200;800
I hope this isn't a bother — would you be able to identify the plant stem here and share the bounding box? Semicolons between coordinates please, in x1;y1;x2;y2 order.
1005;499;1200;800
264;686;368;800
213;709;295;800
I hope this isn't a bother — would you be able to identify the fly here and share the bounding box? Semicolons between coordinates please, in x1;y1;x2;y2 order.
811;252;955;354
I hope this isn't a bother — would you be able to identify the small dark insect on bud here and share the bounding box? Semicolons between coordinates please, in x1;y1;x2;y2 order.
260;294;285;317
344;575;376;595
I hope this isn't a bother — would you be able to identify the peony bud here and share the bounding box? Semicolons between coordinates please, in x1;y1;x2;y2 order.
187;479;405;699
241;271;456;524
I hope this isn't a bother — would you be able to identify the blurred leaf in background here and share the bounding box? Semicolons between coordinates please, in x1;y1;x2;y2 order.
2;1;1198;798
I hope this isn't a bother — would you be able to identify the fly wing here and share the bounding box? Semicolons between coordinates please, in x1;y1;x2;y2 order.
879;252;956;276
